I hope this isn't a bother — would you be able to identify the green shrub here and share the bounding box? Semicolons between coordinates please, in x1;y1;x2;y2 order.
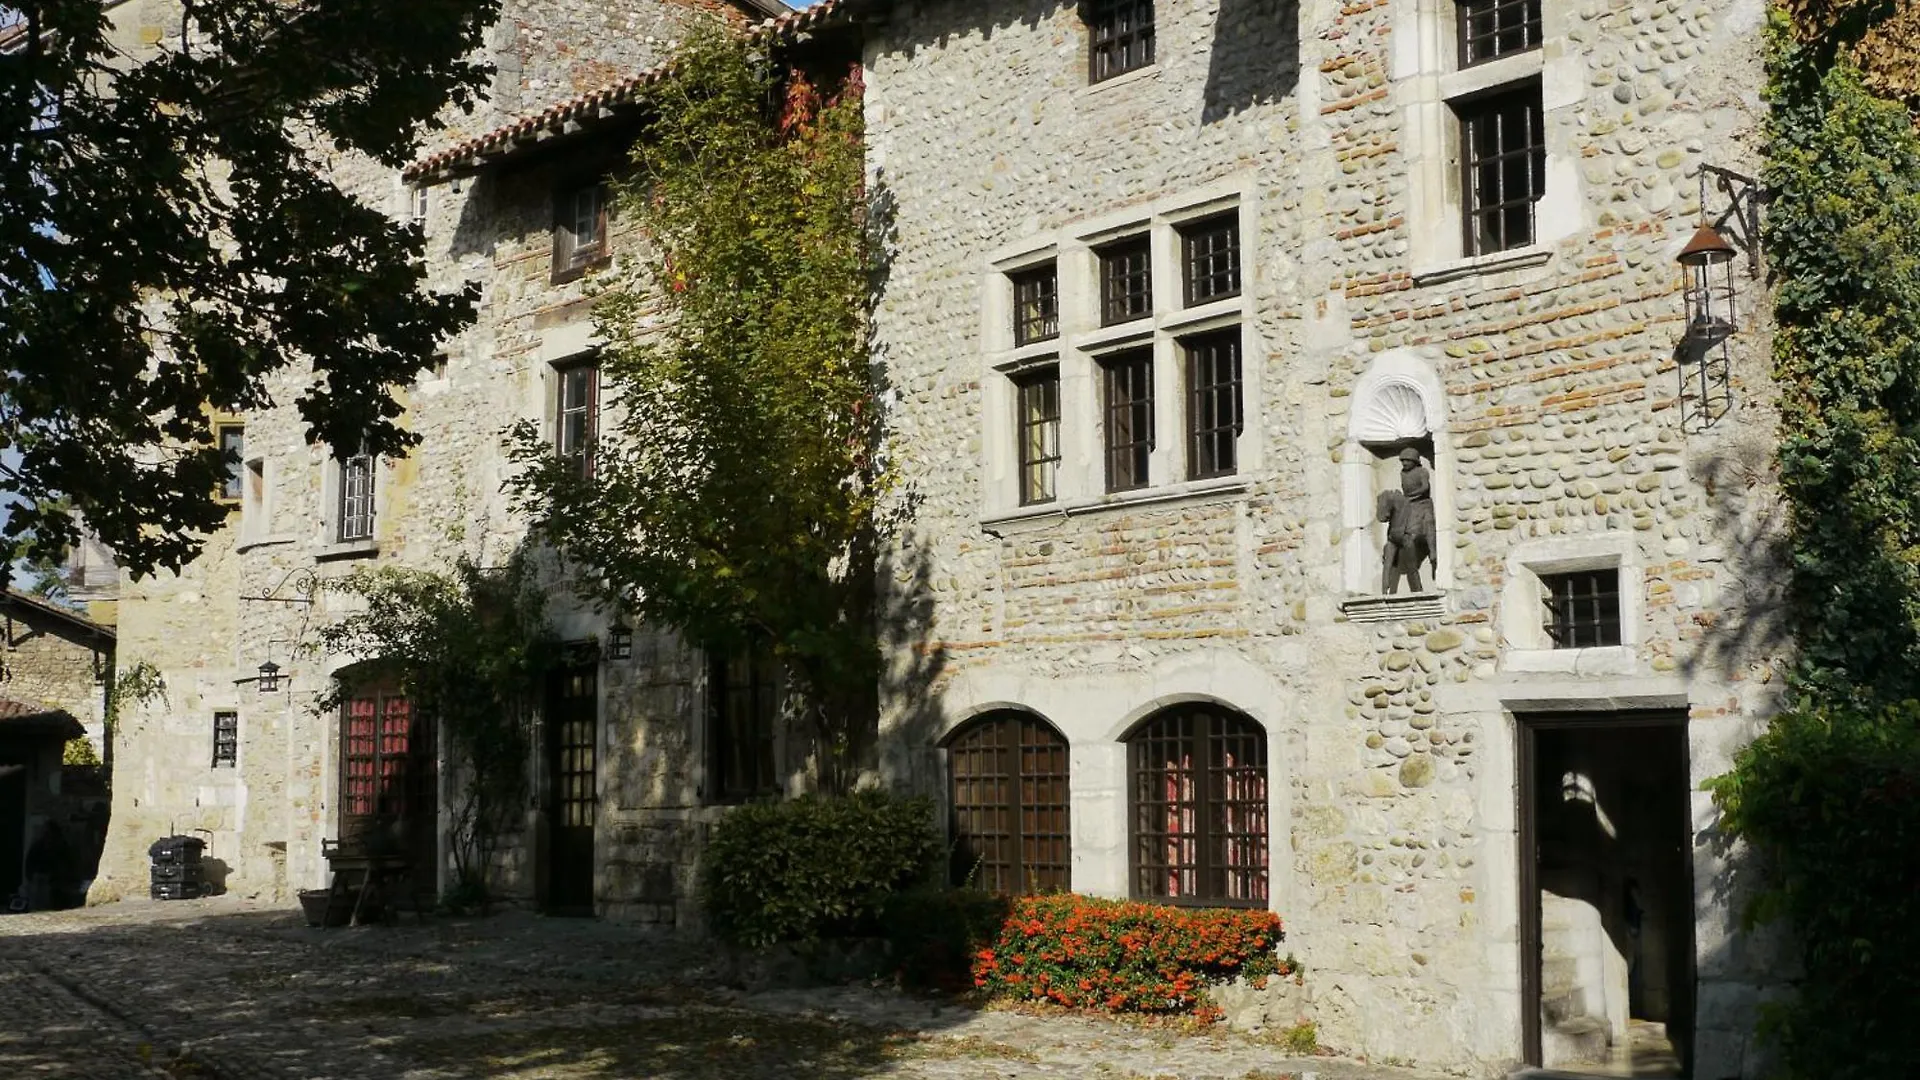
971;894;1288;1021
700;791;943;947
1708;703;1920;1080
878;886;1013;991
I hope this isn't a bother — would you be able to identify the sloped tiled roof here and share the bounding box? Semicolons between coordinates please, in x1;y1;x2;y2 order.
0;696;85;740
405;0;872;183
3;590;115;643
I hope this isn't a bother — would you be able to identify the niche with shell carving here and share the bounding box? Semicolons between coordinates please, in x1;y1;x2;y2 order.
1341;357;1451;616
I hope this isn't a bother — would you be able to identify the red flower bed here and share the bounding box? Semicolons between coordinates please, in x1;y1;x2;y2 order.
971;894;1288;1020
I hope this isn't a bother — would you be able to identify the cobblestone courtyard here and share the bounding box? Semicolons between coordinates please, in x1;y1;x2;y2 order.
0;899;1452;1080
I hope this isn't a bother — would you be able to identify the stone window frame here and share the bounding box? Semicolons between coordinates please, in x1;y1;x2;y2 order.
215;422;245;504
979;179;1262;525
551;354;601;480
211;710;239;768
550;178;611;286
1499;533;1642;675
316;444;380;560
1123;702;1270;909
1390;0;1582;283
1341;351;1454;597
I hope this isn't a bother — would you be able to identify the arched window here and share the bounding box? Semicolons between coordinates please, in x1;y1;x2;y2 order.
944;710;1071;894
1127;704;1268;907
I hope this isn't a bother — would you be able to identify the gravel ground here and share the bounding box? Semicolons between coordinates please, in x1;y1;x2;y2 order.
0;897;1455;1080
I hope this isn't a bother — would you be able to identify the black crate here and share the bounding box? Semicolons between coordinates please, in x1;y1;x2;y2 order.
150;864;204;883
147;836;206;864
150;882;204;901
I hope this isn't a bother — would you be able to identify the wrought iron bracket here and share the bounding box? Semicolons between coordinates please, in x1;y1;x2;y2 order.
1700;164;1765;276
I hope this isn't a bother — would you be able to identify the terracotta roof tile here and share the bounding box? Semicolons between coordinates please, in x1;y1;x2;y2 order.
406;0;870;182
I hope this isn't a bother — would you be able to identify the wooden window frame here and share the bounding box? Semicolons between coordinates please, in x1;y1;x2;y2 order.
212;710;238;768
339;688;427;832
1015;365;1062;506
1541;568;1623;648
1184;330;1243;480
1456;0;1542;68
1097;236;1153;326
945;711;1071;895
554;359;599;480
708;641;781;803
1457;82;1547;257
1011;263;1060;346
1101;348;1155;492
336;449;375;543
551;181;610;285
1087;0;1155;83
1180;214;1241;306
1127;705;1269;908
215;423;245;502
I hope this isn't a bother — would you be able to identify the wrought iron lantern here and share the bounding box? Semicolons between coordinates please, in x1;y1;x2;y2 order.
256;660;282;695
604;618;634;661
1677;222;1738;344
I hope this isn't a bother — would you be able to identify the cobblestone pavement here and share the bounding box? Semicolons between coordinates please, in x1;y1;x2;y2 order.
0;898;1454;1080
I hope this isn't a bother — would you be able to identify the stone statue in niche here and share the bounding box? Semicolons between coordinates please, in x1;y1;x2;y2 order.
1375;447;1436;593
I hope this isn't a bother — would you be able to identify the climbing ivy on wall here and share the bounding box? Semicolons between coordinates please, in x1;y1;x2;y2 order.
1706;9;1920;1079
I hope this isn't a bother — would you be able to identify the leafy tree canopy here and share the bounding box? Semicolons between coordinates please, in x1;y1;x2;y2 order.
507;24;885;786
0;0;497;582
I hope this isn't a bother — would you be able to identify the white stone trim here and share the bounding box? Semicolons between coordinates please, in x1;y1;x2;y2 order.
1498;531;1645;671
1341;350;1454;594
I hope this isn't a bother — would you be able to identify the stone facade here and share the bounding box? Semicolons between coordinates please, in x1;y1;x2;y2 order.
94;0;778;923
861;0;1781;1077
1;593;113;756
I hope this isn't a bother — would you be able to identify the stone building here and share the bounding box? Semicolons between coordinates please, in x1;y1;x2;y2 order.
96;0;1788;1075
0;591;115;906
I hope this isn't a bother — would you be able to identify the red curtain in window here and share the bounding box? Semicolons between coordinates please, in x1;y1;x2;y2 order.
344;696;378;819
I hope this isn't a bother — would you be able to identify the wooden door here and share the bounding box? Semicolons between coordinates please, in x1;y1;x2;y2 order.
545;665;598;915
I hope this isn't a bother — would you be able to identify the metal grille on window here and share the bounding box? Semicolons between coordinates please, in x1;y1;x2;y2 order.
1011;264;1059;346
1128;705;1268;907
1457;0;1542;66
217;425;245;500
1102;349;1154;492
1181;214;1241;306
1098;237;1153;325
1185;330;1243;480
557;363;598;478
1460;86;1547;256
1016;367;1061;505
1088;0;1155;82
711;643;779;801
342;691;415;827
1541;569;1623;648
212;711;238;768
946;712;1071;895
338;451;375;542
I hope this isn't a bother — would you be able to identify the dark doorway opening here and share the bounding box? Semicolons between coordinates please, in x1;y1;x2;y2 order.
1519;712;1695;1078
0;763;24;905
544;663;598;916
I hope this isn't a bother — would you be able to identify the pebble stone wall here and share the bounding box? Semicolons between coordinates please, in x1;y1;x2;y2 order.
864;0;1783;1075
94;0;761;926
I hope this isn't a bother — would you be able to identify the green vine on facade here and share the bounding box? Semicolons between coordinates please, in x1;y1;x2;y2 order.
507;24;887;792
313;555;560;909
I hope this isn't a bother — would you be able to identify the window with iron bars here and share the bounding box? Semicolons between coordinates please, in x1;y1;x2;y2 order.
1457;0;1542;67
1541;568;1623;648
1102;349;1154;492
1087;0;1154;83
1458;84;1546;256
1011;263;1059;346
1015;366;1061;505
945;711;1071;895
336;450;375;542
1180;214;1241;306
1184;330;1243;480
709;641;780;803
212;711;238;768
1128;705;1269;907
1098;236;1153;325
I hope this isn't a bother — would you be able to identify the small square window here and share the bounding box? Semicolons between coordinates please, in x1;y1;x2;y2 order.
1098;237;1153;326
1011;264;1059;346
337;449;375;543
1457;84;1546;256
552;182;609;284
1541;569;1623;648
216;424;245;501
1014;366;1061;506
212;711;238;768
1457;0;1542;67
1088;0;1155;83
1101;348;1154;492
1184;330;1242;480
555;361;599;479
1180;214;1241;306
